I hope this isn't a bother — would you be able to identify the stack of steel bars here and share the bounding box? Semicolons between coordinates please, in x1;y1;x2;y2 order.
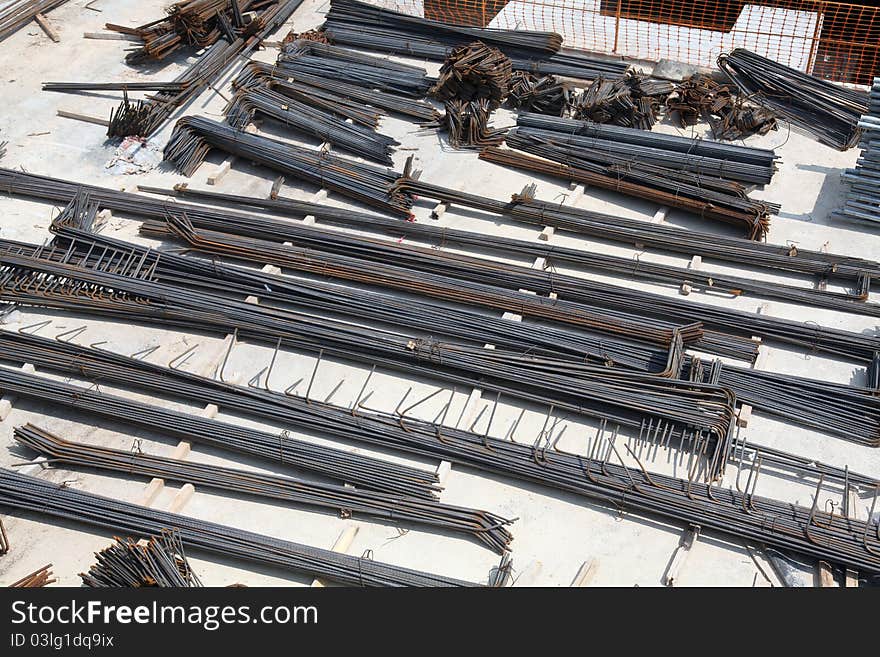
15;424;515;554
234;61;439;122
0;0;67;43
78;530;202;587
163;116;412;215
7;564;56;587
493;114;778;239
506;71;568;116
106;0;257;64
834;78;880;226
104;0;304;138
0;469;477;587
321;0;628;81
33;213;880;445
225;79;399;164
276;39;434;98
570;73;670;130
0;364;441;500
718;48;868;151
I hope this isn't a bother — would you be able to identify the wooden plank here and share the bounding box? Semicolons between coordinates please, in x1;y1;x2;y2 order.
83;31;140;41
570;558;599;587
664;525;700;586
34;13;60;42
57;109;109;127
817;561;836;587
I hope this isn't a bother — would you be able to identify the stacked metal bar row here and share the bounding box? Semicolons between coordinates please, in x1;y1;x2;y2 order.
225;81;399;164
163;116;412;215
321;0;628;81
718;48;868;151
0;0;68;43
77;530;202;587
0;469;477;587
235;61;439;122
14;424;515;554
834;78;880;226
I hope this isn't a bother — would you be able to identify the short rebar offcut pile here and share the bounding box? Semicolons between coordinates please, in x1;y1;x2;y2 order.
79;531;202;587
834;78;880;226
718;48;868;150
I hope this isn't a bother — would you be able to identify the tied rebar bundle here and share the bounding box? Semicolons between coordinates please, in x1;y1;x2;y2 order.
431;42;512;149
163;116;413;215
79;531;202;588
15;424;515;554
507;71;569;117
235;61;438;123
833;78;880;226
277;39;434;98
570;73;670;130
224;84;399;164
718;48;868;150
7;565;56;588
666;73;777;141
0;469;477;587
106;0;260;64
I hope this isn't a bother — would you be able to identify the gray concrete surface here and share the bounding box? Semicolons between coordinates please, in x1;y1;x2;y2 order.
0;0;878;588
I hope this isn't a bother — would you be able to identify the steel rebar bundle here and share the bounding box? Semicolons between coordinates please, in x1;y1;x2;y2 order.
105;0;304;138
0;0;67;43
834;78;880;226
78;531;202;587
0;469;477;586
666;73;777;141
277;39;434;98
234;61;439;123
718;48;869;151
0;364;439;499
15;424;514;553
0;244;737;473
33;216;880;447
163;116;412;215
321;0;629;82
144;198;880;365
570;74;665;131
106;0;257;64
506;71;568;116
7;564;55;588
224;84;399;164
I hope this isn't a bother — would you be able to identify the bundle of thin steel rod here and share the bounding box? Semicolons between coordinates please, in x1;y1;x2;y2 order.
0;469;477;586
106;0;258;64
834;78;880;226
7;564;55;588
39;215;880;446
163;116;412;215
0;516;7;555
718;48;868;150
666;73;777;141
224;83;399;164
570;75;658;130
431;41;512;108
234;61;439;123
43;81;192;93
482;145;773;240
2;167;876;363
438;99;507;149
513;118;777;186
390;178;878;318
327;0;562;55
15;424;514;553
4;338;878;572
78;530;202;587
322;0;629;82
0;364;439;499
277;39;434;98
105;0;304;137
506;71;568;116
146;198;880;365
0;141;6;161
0;245;737;470
0;0;67;43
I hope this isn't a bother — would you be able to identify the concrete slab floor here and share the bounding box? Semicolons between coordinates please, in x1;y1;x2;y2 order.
0;0;878;588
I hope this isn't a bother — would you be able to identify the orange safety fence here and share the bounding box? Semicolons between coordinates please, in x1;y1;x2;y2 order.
362;0;880;86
